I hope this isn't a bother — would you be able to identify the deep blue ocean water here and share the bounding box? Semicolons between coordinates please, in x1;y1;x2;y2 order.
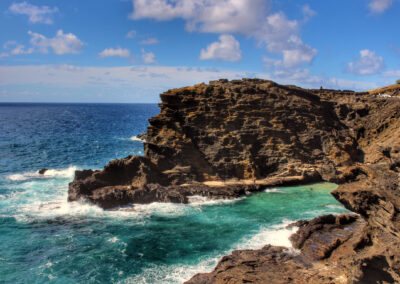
0;103;348;283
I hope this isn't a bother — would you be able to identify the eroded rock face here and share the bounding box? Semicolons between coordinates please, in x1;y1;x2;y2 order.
146;79;360;181
69;79;361;206
68;78;400;283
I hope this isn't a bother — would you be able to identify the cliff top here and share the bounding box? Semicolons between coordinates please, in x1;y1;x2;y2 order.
367;83;400;96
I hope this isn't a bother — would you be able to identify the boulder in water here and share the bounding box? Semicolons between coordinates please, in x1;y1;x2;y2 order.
38;168;48;175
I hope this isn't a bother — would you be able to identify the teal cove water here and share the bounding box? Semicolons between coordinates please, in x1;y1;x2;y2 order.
0;103;348;283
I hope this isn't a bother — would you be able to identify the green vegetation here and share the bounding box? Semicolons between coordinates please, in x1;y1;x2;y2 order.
396;79;400;84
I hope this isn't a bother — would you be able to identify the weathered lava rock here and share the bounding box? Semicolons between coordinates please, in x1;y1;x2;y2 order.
69;79;361;207
38;168;48;174
72;182;262;209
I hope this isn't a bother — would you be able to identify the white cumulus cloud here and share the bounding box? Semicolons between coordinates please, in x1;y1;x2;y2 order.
126;30;137;39
140;38;159;45
199;34;242;62
99;48;131;58
131;0;269;33
302;4;317;21
347;49;384;75
263;36;317;70
382;69;400;78
28;30;84;55
2;41;33;56
141;49;156;63
130;0;317;68
9;2;58;24
368;0;393;14
281;46;317;68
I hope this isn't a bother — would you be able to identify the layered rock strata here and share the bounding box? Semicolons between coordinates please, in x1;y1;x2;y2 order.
68;79;400;283
69;79;361;206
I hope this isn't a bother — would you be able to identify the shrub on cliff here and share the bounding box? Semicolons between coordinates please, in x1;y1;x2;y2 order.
396;79;400;84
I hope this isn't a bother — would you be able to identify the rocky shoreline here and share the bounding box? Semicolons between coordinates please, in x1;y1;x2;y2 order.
69;79;400;282
186;214;367;284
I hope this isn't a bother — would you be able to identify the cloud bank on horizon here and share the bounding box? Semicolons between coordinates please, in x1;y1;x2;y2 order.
0;0;399;102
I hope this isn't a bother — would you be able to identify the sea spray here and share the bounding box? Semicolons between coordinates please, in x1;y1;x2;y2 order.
128;136;145;142
6;166;77;181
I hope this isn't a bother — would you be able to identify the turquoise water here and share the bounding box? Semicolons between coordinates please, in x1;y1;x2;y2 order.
0;104;348;283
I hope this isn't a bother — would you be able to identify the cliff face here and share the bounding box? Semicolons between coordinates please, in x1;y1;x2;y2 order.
68;78;400;283
146;79;360;182
69;79;361;207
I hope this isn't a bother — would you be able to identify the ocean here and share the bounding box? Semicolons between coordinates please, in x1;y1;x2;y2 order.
0;103;348;283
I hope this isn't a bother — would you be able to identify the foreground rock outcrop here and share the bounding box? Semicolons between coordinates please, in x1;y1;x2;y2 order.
187;163;400;283
69;79;400;283
187;214;367;284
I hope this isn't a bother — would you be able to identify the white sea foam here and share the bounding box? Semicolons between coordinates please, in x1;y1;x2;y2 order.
126;202;188;218
2;172;144;223
8;186;240;224
7;173;31;181
13;197;104;223
234;219;298;250
4;166;248;224
42;167;77;178
3;168;305;283
15;195;173;224
8;185;189;223
45;262;53;268
264;188;284;193
107;237;120;243
6;166;77;181
324;204;344;210
188;195;244;206
129;136;145;142
111;196;243;219
121;257;223;284
121;218;299;284
304;209;344;217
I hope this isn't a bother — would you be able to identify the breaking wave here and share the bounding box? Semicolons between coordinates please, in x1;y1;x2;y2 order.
121;218;299;284
129;136;145;142
265;188;284;193
6;166;77;181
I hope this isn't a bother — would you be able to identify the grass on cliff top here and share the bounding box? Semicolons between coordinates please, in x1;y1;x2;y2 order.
367;83;400;95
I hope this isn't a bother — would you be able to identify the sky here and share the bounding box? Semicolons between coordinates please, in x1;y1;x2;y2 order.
0;0;400;103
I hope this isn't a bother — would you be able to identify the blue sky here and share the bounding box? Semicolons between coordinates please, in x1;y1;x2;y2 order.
0;0;399;102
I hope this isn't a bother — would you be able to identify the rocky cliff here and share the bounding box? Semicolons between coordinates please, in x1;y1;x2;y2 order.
69;78;400;283
69;79;361;207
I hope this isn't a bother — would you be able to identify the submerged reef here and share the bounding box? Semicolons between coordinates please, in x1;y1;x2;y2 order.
69;79;400;282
